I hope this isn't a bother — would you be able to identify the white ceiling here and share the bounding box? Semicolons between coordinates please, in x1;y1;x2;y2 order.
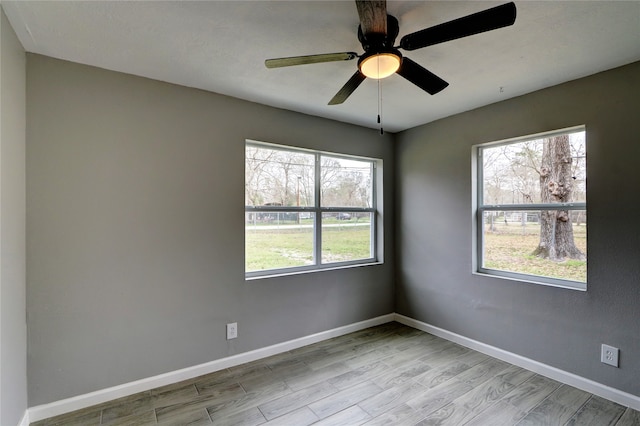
4;1;640;133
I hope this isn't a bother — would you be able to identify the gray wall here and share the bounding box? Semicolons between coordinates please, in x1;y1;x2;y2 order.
395;61;640;397
0;7;28;425
26;54;395;406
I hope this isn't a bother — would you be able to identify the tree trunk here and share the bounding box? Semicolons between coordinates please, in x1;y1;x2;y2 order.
531;135;585;261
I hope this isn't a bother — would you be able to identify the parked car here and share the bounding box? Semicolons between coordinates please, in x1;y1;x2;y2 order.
337;213;351;220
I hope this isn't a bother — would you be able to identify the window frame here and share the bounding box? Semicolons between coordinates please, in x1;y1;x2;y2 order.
245;140;381;278
473;126;587;291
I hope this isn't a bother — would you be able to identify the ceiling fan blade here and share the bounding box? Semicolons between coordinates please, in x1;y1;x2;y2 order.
355;0;387;37
396;57;449;95
328;71;366;105
400;2;516;51
265;52;358;69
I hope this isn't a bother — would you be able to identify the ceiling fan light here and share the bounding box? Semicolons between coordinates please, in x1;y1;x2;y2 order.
359;52;401;79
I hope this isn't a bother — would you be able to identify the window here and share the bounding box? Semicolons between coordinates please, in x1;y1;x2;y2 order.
475;126;586;290
245;141;380;277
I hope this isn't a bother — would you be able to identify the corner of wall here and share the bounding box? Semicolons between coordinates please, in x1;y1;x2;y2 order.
1;5;29;426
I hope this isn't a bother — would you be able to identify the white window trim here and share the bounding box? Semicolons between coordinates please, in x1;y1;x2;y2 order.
245;140;382;278
472;126;587;291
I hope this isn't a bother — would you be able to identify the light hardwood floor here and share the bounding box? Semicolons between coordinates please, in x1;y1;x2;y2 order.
32;322;640;425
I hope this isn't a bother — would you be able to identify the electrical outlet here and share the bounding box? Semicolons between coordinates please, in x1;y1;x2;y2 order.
226;322;238;340
601;344;619;367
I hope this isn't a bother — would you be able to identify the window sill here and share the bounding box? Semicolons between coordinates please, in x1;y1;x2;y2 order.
246;261;384;281
473;270;586;291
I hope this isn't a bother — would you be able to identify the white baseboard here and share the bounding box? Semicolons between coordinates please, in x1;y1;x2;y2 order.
394;313;640;411
18;410;30;426
26;314;394;423
26;312;640;423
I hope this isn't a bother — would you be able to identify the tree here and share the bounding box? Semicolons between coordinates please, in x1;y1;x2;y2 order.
245;146;274;206
246;146;373;210
531;135;585;261
245;147;315;207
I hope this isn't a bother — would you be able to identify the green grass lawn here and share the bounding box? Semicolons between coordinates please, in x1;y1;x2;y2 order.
246;227;314;271
246;224;371;272
483;222;587;282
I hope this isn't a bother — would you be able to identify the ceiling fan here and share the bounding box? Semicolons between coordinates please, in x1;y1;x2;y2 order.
265;1;517;105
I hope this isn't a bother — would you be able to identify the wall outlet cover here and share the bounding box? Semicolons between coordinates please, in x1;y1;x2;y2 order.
601;344;619;367
227;322;238;340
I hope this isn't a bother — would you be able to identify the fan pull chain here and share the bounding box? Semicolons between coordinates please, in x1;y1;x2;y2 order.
377;62;384;135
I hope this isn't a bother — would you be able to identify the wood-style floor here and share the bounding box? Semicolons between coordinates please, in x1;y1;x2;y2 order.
32;322;640;426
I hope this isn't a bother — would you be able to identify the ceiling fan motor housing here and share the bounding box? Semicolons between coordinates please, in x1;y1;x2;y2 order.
357;14;400;51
